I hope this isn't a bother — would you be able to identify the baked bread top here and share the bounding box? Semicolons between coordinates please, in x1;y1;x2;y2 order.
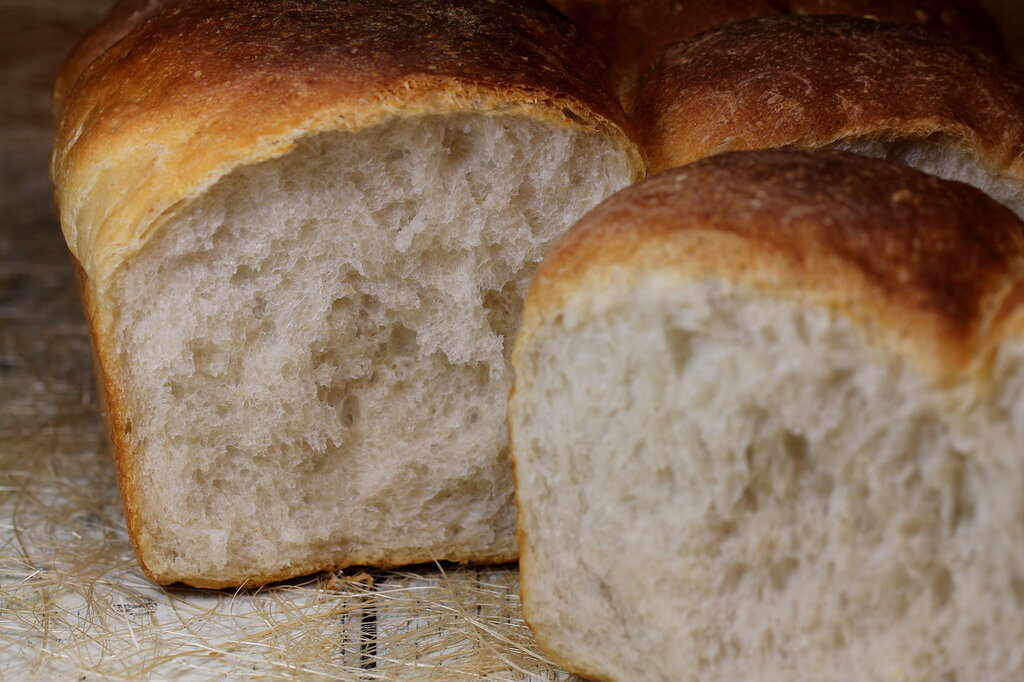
52;0;169;116
520;149;1024;382
633;16;1024;176
51;0;643;291
547;0;1005;100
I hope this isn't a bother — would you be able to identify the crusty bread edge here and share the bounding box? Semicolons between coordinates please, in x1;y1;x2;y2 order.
506;384;618;682
51;0;168;118
635;16;1024;177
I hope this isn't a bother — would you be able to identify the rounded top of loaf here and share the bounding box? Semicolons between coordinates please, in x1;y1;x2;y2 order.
51;0;643;287
634;15;1024;174
520;150;1024;382
52;0;170;116
548;0;1005;102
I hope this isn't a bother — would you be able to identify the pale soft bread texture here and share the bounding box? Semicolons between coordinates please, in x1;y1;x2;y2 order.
547;0;1004;102
52;0;642;588
510;150;1024;682
634;15;1024;218
113;115;631;586
828;136;1024;219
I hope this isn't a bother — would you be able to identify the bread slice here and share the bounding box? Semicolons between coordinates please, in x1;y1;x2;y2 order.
547;0;1004;103
634;15;1024;218
51;0;642;588
510;150;1024;682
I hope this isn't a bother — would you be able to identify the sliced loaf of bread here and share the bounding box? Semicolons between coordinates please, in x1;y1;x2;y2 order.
511;149;1024;681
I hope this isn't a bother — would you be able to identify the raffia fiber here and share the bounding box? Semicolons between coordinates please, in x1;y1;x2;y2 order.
0;1;574;678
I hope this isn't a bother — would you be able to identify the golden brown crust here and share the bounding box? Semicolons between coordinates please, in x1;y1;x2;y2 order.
634;15;1024;174
177;551;520;590
53;0;642;588
52;0;177;118
70;255;153;583
518;150;1024;382
548;0;1006;102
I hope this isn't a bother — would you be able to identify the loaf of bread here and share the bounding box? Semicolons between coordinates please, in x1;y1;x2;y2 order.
635;15;1024;219
547;0;1005;101
51;0;642;588
510;149;1024;682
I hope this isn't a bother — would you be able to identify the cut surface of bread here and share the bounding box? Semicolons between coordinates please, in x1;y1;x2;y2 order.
510;150;1024;681
634;15;1024;217
111;113;632;586
51;0;641;587
827;135;1024;218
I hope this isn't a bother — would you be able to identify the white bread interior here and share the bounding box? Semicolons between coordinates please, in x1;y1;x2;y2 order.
512;274;1024;682
829;135;1024;218
109;112;634;584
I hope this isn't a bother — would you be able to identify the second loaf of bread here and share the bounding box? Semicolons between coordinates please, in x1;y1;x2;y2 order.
634;15;1024;220
511;149;1024;681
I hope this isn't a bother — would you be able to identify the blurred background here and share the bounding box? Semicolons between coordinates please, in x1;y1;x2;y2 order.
980;0;1024;64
